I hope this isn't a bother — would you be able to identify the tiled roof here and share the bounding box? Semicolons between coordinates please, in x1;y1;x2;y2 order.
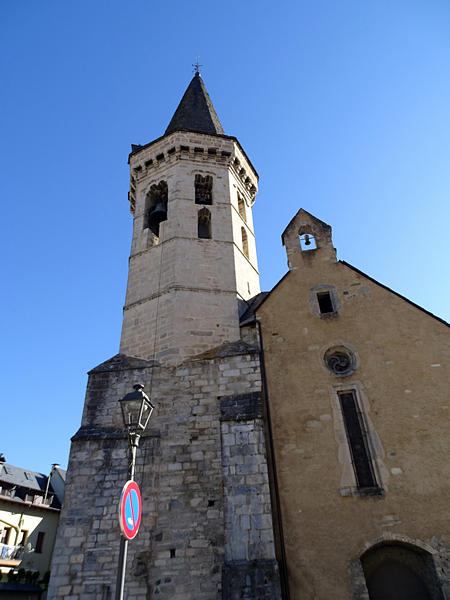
0;463;48;493
0;462;66;509
239;292;270;326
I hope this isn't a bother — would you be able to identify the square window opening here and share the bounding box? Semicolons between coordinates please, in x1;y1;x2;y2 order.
35;531;45;554
317;291;334;314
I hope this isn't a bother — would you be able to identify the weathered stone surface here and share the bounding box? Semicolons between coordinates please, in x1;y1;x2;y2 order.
222;559;281;600
48;349;281;600
220;392;263;421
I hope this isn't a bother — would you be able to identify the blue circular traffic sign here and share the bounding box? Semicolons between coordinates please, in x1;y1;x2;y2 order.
119;480;142;540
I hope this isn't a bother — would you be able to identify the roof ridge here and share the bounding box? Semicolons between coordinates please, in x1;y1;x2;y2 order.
340;261;449;327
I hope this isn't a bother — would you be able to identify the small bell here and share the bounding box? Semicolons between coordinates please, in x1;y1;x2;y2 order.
149;202;167;219
148;201;168;236
304;234;311;246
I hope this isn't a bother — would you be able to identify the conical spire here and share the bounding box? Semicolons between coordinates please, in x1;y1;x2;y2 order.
165;73;224;136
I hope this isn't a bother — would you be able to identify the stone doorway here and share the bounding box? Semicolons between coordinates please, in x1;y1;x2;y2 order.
361;542;444;600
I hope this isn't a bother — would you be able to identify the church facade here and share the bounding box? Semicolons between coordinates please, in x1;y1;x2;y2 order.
47;74;449;599
256;210;450;599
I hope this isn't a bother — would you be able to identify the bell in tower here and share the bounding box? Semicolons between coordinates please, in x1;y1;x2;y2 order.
144;181;168;237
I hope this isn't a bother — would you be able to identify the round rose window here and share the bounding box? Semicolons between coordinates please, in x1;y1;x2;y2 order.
324;346;356;377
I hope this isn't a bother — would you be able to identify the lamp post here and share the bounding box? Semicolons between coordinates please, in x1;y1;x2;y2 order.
115;383;154;600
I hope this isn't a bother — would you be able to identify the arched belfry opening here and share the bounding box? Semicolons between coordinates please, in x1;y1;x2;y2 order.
195;174;213;205
144;181;168;237
198;207;211;239
361;542;444;600
282;210;336;269
299;230;317;251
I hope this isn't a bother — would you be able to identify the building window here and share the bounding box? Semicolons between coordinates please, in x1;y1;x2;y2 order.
0;484;13;497
324;346;356;377
241;227;249;258
317;291;334;314
338;390;379;492
19;530;28;546
1;527;11;544
35;531;45;554
311;286;340;318
238;194;246;222
195;174;213;205
198;208;211;239
144;181;168;237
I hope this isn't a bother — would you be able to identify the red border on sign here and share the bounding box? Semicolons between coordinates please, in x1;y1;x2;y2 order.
119;480;142;540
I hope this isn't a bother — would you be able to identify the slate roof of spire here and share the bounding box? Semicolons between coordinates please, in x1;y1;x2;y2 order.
165;73;224;136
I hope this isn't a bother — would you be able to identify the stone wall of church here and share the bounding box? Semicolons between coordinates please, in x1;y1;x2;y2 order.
48;346;281;600
120;281;241;365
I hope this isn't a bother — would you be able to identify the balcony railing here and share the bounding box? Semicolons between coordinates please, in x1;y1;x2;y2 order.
0;543;24;568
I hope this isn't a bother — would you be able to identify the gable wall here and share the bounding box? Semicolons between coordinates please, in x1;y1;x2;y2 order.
257;258;450;599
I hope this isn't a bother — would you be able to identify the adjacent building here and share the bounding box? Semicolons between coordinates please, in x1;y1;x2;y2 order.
47;74;449;599
0;461;65;594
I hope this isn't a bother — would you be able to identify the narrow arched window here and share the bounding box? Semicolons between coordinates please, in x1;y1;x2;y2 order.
144;181;168;237
337;389;378;490
198;208;211;239
241;227;249;258
195;175;213;205
238;194;246;222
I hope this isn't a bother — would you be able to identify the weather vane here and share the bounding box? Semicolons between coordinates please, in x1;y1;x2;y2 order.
192;56;203;74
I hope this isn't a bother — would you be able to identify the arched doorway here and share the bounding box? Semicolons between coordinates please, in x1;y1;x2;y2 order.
361;543;444;600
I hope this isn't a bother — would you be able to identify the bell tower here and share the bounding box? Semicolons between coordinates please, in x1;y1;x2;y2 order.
120;73;260;364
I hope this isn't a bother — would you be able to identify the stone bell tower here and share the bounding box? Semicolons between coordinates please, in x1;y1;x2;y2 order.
120;72;260;364
47;73;282;600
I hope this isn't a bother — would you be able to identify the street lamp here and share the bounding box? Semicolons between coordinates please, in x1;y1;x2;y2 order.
115;383;154;600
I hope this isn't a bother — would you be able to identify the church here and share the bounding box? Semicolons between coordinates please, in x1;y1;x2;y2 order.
47;73;449;599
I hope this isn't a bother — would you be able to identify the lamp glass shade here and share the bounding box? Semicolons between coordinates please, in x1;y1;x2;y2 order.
119;386;154;431
139;399;153;430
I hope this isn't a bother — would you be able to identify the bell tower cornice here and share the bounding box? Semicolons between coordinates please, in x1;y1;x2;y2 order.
128;131;258;215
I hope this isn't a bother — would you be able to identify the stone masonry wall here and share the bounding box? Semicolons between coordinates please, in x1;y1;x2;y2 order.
48;347;281;599
120;130;260;365
220;391;281;600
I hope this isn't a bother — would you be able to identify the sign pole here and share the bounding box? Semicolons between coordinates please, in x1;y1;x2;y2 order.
115;538;128;600
115;433;140;600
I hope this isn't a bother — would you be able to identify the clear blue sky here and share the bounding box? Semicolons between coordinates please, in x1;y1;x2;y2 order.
1;1;449;474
